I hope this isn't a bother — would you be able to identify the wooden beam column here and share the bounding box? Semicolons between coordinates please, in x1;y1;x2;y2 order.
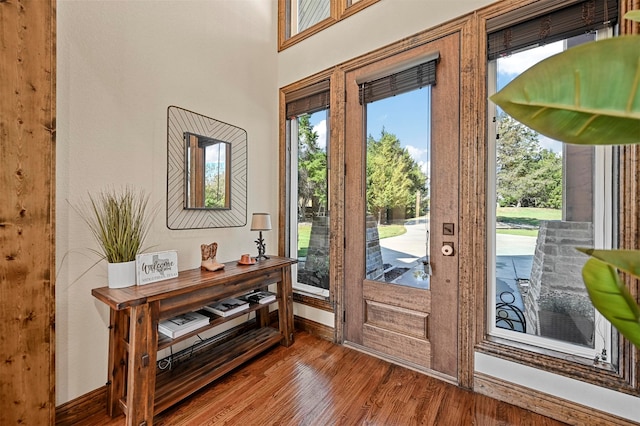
0;0;56;424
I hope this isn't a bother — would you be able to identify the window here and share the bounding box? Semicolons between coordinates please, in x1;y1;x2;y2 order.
278;0;379;50
486;0;620;364
284;80;332;301
291;0;331;35
359;61;436;290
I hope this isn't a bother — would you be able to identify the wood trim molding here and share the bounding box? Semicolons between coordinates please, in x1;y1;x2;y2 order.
329;66;346;344
338;0;379;20
55;386;107;426
294;315;335;342
293;292;333;312
475;372;638;426
477;339;638;396
458;12;484;390
621;0;640;35
619;0;640;393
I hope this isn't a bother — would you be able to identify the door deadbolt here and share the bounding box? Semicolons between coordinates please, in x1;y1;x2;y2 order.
441;243;454;256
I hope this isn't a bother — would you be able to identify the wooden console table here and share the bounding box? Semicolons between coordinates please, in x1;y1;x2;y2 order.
92;256;297;426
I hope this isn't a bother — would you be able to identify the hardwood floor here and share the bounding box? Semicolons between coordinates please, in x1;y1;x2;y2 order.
80;331;566;425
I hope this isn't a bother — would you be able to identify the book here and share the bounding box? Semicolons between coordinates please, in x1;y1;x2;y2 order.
244;290;277;305
203;297;250;317
158;311;210;339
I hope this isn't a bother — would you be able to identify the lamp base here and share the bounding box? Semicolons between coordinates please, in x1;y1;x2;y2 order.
254;231;269;261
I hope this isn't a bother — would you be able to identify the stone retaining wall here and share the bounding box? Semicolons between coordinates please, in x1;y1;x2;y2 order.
526;220;594;346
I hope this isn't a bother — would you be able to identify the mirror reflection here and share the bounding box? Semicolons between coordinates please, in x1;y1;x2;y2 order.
184;132;231;209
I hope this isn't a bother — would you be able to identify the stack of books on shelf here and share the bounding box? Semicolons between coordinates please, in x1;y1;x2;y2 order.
158;311;210;339
203;297;250;317
242;290;277;305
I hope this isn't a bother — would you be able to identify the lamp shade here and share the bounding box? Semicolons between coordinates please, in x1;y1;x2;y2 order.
250;213;272;231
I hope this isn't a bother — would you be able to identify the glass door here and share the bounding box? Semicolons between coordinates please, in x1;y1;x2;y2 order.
344;33;460;378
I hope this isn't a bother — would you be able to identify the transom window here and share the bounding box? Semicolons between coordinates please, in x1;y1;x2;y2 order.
278;0;379;50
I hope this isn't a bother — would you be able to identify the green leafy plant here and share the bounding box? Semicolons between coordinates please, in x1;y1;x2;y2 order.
76;187;152;263
578;249;640;348
490;12;640;348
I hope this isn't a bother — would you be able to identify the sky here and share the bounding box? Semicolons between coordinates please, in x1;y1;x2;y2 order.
308;88;431;175
307;39;566;170
496;41;564;153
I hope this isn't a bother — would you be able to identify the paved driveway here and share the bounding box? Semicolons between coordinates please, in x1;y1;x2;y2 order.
378;220;537;293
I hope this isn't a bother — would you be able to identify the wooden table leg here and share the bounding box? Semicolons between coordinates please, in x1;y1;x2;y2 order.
125;302;159;426
278;265;295;347
254;285;270;328
106;309;127;417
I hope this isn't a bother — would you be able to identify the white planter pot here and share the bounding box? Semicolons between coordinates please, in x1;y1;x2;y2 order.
107;260;137;288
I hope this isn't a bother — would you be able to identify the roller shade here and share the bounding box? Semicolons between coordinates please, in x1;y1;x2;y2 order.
359;58;438;105
286;79;330;118
487;0;618;60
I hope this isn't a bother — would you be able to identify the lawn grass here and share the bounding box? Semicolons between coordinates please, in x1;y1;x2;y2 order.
496;228;539;237
496;207;561;238
297;222;406;257
298;223;311;258
497;206;561;225
377;224;407;239
296;208;556;256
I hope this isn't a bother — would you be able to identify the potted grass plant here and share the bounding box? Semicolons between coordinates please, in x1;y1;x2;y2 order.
490;11;640;348
77;187;152;288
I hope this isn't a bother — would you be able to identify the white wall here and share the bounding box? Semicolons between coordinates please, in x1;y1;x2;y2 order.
56;0;277;404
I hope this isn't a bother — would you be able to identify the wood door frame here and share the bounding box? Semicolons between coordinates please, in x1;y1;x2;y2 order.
278;17;479;387
0;0;56;423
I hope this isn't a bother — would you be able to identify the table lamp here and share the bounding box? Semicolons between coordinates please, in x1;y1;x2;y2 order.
250;213;271;260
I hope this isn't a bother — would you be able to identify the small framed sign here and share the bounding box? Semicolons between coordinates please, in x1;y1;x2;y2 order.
136;250;179;285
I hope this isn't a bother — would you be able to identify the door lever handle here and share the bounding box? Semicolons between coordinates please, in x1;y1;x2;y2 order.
422;258;433;275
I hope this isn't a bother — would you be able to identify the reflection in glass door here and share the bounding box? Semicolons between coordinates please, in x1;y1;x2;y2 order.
365;88;431;289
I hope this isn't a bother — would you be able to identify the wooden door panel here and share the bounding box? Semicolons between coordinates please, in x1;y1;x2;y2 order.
365;300;429;339
363;279;431;311
363;325;431;367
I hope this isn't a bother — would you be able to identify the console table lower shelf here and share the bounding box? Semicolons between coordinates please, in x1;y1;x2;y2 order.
151;327;281;415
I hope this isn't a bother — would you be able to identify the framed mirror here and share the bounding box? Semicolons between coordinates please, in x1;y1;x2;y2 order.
184;133;231;210
167;106;247;229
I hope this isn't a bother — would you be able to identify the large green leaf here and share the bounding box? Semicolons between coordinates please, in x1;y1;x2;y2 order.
624;10;640;22
490;36;640;146
577;248;640;278
582;258;640;349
